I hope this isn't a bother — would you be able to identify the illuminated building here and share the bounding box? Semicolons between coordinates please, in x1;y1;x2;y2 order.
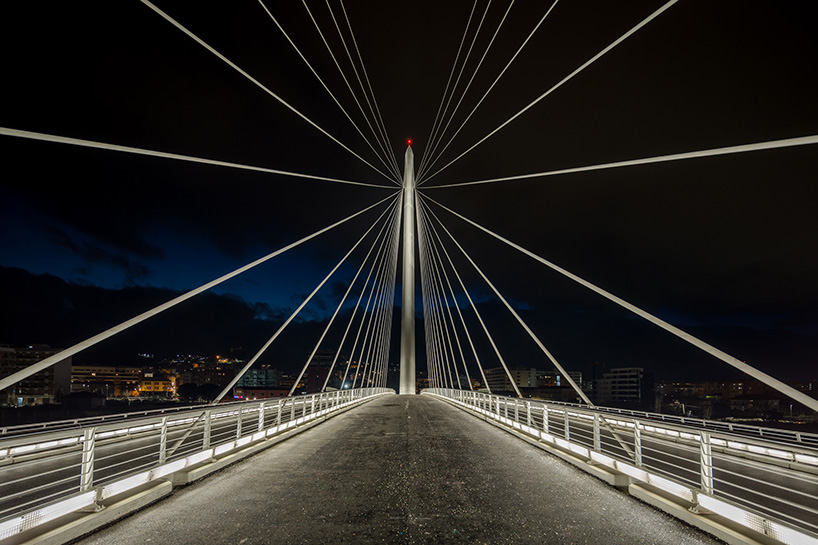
0;345;71;407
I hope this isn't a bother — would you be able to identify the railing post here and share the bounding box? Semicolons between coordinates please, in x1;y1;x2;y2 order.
290;398;296;423
236;408;243;439
258;402;266;432
563;410;570;441
311;396;316;417
700;432;714;495
634;420;643;466
159;416;168;464
203;410;212;448
80;428;96;492
526;401;532;427
276;399;284;428
593;413;601;452
514;400;519;423
543;407;549;435
504;399;508;419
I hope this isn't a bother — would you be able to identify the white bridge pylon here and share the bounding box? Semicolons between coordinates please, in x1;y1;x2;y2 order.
399;144;416;395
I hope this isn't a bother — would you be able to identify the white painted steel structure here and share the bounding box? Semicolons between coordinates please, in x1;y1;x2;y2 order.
399;145;416;395
1;2;817;544
425;388;818;545
0;388;392;542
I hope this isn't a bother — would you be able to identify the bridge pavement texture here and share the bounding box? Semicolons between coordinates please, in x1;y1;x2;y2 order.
76;395;721;544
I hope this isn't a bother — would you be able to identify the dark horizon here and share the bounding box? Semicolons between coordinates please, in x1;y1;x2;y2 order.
2;265;814;385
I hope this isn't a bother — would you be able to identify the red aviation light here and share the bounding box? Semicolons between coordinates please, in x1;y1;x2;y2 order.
407;139;412;145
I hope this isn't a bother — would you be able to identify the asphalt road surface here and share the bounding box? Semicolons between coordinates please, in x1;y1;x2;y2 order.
76;395;722;544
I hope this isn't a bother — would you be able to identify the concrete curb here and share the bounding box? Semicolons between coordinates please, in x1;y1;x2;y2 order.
629;484;769;545
14;482;173;545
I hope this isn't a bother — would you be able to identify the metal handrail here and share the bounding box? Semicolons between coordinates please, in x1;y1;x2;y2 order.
0;388;393;541
0;396;316;438
425;388;818;545
474;391;818;447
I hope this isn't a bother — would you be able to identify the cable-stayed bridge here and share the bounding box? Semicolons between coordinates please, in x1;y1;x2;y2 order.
1;1;817;544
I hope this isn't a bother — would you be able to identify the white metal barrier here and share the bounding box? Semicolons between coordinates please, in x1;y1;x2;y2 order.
424;388;818;545
0;388;393;541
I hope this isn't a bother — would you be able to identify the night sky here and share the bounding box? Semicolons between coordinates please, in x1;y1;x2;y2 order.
1;1;816;383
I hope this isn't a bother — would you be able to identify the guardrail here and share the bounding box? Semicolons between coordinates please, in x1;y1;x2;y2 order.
494;393;818;449
7;390;813;446
0;388;393;542
424;388;818;545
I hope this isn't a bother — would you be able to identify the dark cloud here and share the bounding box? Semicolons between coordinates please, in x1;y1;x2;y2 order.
0;267;333;371
329;280;350;300
44;226;153;283
249;301;289;323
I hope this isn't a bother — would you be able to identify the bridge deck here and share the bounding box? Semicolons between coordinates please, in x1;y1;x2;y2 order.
76;395;720;544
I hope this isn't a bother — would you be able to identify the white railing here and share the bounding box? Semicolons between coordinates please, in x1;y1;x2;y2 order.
424;388;818;545
500;394;818;449
0;388;393;541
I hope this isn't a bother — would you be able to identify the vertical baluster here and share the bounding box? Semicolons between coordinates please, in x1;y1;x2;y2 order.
80;428;96;492
593;413;601;452
159;416;168;464
563;410;570;441
258;402;266;432
526;401;532;428
236;408;242;439
203;410;212;449
543;407;549;435
700;432;714;495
